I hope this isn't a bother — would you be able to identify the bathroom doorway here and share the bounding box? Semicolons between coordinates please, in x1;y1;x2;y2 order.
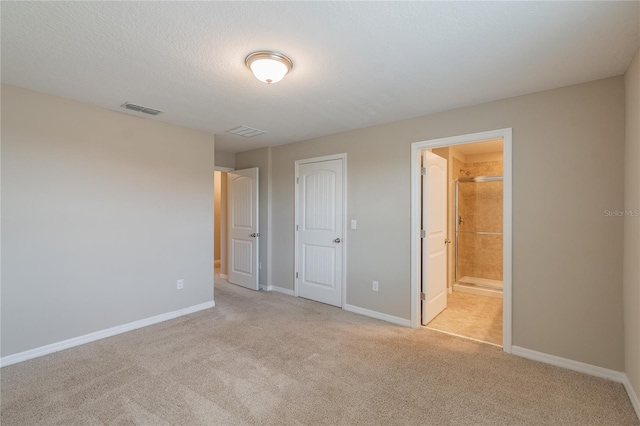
430;144;503;345
214;168;233;280
411;129;513;351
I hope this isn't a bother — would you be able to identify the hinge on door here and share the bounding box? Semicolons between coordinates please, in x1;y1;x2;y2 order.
420;292;426;301
420;230;426;238
296;224;299;231
420;167;426;176
296;177;299;184
296;272;298;279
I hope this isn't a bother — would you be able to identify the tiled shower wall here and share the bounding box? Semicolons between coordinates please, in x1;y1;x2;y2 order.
455;159;504;282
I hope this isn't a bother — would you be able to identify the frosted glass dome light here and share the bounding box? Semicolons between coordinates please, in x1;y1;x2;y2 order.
245;51;293;84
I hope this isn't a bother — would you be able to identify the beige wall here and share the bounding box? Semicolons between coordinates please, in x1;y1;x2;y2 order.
624;50;640;401
215;151;235;169
1;85;216;357
254;76;625;371
235;147;271;287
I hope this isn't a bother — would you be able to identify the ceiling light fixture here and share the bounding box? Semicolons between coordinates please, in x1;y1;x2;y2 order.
245;51;293;84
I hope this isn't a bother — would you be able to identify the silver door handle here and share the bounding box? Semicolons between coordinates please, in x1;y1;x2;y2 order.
250;233;260;237
445;239;451;244
334;238;341;243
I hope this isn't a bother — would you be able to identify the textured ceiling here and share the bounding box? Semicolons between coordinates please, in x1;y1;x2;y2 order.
2;2;638;153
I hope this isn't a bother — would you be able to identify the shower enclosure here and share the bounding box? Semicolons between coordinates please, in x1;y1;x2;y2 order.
454;176;503;297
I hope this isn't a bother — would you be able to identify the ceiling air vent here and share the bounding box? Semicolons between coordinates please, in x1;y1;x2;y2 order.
226;125;266;138
121;102;163;116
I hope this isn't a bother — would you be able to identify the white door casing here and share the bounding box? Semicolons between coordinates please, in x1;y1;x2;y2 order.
422;151;448;325
296;157;344;307
410;128;513;352
227;167;259;290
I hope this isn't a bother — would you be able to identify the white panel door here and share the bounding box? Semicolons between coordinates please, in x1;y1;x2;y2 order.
297;159;343;307
228;167;259;290
422;151;448;325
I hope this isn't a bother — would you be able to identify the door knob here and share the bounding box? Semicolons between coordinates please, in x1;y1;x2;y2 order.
334;238;341;243
445;239;451;244
250;233;260;237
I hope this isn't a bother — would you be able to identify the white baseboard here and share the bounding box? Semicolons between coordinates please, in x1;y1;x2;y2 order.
623;374;640;420
271;285;294;296
0;300;215;368
343;304;411;327
260;284;295;296
512;346;639;420
259;286;409;327
511;346;625;382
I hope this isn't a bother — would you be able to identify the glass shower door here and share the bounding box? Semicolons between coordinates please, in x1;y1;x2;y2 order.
455;177;503;290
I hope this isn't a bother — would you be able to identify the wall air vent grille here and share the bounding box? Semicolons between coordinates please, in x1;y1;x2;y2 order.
121;102;163;116
226;125;266;138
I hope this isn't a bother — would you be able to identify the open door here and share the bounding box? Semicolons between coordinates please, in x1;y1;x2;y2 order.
422;151;448;325
227;167;259;290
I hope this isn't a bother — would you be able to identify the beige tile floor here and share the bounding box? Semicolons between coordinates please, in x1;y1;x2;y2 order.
426;290;503;345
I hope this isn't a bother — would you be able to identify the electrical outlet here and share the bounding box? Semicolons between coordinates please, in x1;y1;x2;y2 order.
372;280;379;291
351;219;357;230
177;279;184;290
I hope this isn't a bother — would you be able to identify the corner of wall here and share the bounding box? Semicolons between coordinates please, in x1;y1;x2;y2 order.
623;47;640;414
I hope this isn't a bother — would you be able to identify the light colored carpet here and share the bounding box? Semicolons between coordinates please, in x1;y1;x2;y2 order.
427;290;503;345
1;278;638;425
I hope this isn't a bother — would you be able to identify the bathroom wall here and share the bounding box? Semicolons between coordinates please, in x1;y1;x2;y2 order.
457;156;503;178
448;149;466;288
456;155;503;282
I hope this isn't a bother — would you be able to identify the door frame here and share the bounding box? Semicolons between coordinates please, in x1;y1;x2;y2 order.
294;153;348;307
410;128;513;353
